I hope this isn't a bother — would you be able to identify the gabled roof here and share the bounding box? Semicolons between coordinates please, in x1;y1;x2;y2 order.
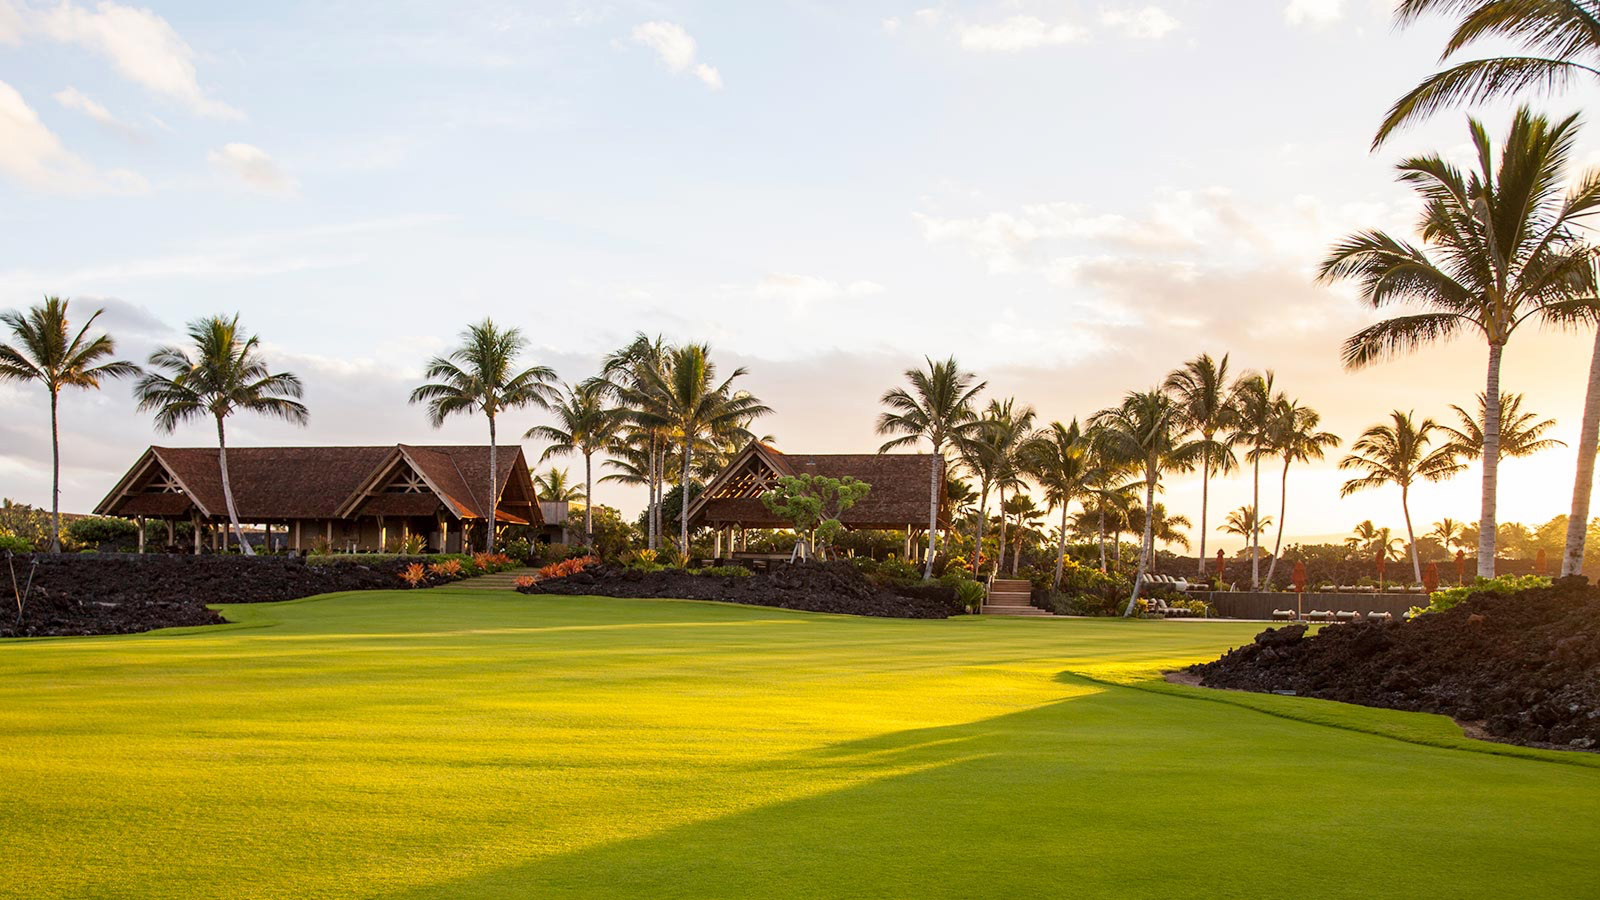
686;439;948;531
95;444;543;525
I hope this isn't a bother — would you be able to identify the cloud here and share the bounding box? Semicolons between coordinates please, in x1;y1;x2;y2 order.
1099;7;1181;40
0;0;22;44
1285;0;1343;27
630;21;723;89
0;80;146;192
207;143;298;194
958;15;1087;52
51;85;138;136
30;0;241;119
739;273;886;312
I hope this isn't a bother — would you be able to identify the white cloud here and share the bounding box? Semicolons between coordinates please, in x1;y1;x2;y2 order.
881;16;902;34
32;0;241;119
0;0;22;44
51;85;136;135
0;80;146;193
207;143;298;194
958;15;1087;52
1100;6;1181;40
631;21;723;90
745;273;885;311
1285;0;1343;27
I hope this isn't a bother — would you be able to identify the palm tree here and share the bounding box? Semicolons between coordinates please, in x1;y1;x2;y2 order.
1320;108;1600;576
1440;392;1564;460
1375;0;1600;146
1002;493;1045;574
1339;411;1464;584
532;467;586;504
977;399;1035;575
1129;502;1191;551
134;315;307;556
877;357;986;579
647;344;770;553
599;334;670;550
1024;419;1091;587
1220;506;1272;546
1091;389;1200;616
1081;423;1138;572
1164;353;1240;577
1429;517;1468;553
1375;2;1600;579
0;297;138;552
1263;399;1340;586
1230;371;1282;588
410;319;559;553
526;380;620;550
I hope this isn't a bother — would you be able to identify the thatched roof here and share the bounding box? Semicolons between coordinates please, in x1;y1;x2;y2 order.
686;440;948;531
96;445;542;525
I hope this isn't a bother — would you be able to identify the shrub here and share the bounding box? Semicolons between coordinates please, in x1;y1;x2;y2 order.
951;578;986;613
389;534;426;556
515;575;537;589
698;565;753;578
62;516;139;551
1413;573;1553;617
537;555;598;580
427;559;464;580
398;563;428;588
0;531;32;554
472;552;515;573
501;537;532;562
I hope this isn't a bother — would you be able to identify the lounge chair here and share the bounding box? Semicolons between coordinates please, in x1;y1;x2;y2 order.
1335;610;1361;623
1271;608;1296;621
1366;611;1393;622
1308;609;1334;622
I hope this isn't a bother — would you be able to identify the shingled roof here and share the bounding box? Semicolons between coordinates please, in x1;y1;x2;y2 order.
686;440;948;531
95;445;542;525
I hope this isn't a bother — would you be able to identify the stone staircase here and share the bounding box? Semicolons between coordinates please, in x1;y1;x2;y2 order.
982;578;1052;616
449;567;539;591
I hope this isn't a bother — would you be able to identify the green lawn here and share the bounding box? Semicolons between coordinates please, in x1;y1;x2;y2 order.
2;591;1597;899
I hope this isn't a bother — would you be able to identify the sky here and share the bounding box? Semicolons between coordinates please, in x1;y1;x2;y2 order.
4;0;1600;552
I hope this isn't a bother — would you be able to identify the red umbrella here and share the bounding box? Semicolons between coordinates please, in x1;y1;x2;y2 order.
1455;549;1467;585
1215;549;1226;578
1291;560;1307;593
1424;562;1440;594
1536;548;1548;575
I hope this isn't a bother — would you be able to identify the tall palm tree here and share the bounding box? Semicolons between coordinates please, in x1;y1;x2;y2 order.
599;333;670;550
1320;108;1600;576
1081;422;1137;572
0;297;138;552
1375;2;1600;579
1339;411;1464;584
1263;399;1340;585
877;357;986;579
1164;353;1240;577
1220;506;1272;546
1230;371;1282;588
647;344;770;553
526;380;620;550
1440;392;1564;460
957;416;1004;575
1375;0;1600;146
1002;493;1045;574
134;315;307;556
532;467;586;504
1024;419;1092;587
975;398;1035;575
1128;501;1191;551
1091;389;1200;616
410;319;558;553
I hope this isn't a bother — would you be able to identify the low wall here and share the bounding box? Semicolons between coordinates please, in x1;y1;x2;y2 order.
1193;591;1422;620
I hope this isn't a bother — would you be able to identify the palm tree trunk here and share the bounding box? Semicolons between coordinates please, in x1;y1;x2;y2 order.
1478;344;1504;577
680;441;691;555
583;449;594;551
1402;484;1422;585
1250;455;1261;589
1125;470;1156;617
1097;497;1107;572
995;484;1008;574
48;388;61;553
1562;328;1600;577
487;413;498;554
1196;448;1210;578
972;481;988;575
923;446;939;579
649;433;660;551
1265;460;1290;586
1054;503;1068;588
215;415;253;556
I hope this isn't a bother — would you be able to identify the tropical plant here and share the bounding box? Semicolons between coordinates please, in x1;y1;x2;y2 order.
526;379;620;550
1164;353;1240;577
1339;411;1464;584
1090;389;1200;616
974;398;1036;575
1127;502;1191;551
1001;492;1046;574
410;318;559;553
1230;371;1282;588
1220;506;1272;545
0;297;138;552
532;467;585;504
134;315;306;556
599;333;671;550
645;343;770;553
1263;398;1340;585
877;356;986;579
759;474;871;559
1023;418;1092;587
1440;392;1563;460
1429;517;1468;552
1320;108;1600;576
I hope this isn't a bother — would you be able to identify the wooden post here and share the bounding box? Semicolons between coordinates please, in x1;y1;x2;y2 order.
293;520;302;551
166;519;175;548
904;526;912;559
193;515;201;555
137;516;145;554
441;517;450;553
714;528;723;560
326;520;333;551
379;517;387;554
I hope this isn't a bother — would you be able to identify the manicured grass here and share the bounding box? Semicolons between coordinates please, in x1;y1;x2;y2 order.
2;591;1597;899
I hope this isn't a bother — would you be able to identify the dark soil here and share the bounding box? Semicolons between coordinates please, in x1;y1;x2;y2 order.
1;554;422;638
1188;577;1600;750
518;561;965;619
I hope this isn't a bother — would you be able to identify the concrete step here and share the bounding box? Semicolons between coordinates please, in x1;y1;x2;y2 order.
982;604;1053;616
990;579;1031;590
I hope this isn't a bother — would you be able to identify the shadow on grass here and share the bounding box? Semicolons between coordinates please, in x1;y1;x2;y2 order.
379;674;1600;900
